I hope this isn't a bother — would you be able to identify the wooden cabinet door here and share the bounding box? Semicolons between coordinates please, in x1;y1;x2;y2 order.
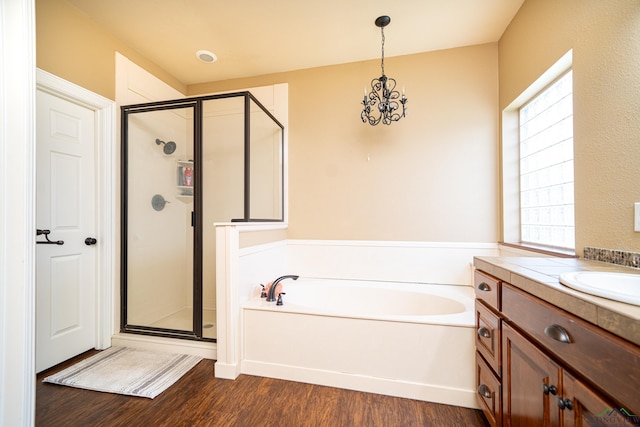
502;323;561;427
562;371;640;427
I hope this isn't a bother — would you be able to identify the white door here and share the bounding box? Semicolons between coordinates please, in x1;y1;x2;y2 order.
36;89;97;373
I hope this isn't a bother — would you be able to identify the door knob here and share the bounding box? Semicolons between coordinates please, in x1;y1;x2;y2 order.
557;397;573;411
85;237;97;246
542;383;558;395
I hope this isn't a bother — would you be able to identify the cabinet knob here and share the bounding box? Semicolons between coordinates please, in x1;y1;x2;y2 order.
477;282;491;292
544;324;573;344
542;383;557;395
477;384;492;398
477;327;491;339
557;397;573;411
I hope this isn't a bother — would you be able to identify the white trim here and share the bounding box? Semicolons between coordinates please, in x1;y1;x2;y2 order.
215;226;241;379
287;239;499;249
111;333;216;360
241;360;478;409
0;0;36;424
213;222;288;232
36;69;116;350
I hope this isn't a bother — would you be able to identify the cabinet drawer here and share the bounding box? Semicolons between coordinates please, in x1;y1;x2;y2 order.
502;283;640;414
476;300;501;377
474;270;501;311
476;352;502;427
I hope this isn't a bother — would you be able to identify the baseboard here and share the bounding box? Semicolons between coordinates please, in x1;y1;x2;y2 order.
241;360;480;410
111;333;216;360
213;362;241;379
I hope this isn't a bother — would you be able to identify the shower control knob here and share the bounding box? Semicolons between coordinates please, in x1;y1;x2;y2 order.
85;237;97;246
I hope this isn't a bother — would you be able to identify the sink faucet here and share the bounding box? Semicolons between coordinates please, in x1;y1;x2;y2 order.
266;275;299;302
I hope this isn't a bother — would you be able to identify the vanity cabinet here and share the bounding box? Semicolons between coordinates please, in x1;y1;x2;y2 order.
474;270;640;427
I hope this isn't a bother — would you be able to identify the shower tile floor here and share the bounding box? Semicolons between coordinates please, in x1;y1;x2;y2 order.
150;308;216;339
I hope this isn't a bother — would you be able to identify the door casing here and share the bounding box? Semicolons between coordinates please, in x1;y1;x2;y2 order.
36;68;116;352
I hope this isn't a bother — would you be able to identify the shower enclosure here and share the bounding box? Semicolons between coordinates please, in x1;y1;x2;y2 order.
121;92;284;341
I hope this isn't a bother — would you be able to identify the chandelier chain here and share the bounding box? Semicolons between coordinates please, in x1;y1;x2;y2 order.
380;27;385;76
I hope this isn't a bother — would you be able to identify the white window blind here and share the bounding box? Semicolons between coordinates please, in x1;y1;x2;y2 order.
519;70;574;249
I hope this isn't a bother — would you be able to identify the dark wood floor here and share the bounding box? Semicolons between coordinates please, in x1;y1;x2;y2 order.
37;350;489;427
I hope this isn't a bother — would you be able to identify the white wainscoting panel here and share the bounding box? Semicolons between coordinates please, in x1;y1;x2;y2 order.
286;240;500;285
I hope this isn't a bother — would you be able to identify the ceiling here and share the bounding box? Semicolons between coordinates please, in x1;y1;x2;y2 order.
67;0;525;85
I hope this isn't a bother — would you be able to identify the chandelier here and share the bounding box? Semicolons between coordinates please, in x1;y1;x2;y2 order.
361;16;408;126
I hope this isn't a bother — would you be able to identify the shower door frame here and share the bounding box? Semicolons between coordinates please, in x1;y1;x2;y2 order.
120;92;284;342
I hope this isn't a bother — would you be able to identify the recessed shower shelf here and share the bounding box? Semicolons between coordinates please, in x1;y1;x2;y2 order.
177;160;194;200
177;188;193;202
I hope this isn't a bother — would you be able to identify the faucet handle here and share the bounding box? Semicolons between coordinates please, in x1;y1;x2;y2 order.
260;284;267;298
276;292;286;306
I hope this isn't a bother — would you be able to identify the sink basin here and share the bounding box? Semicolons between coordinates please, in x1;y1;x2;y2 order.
559;271;640;306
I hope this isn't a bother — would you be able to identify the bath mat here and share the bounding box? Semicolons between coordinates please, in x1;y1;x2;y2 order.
42;346;202;399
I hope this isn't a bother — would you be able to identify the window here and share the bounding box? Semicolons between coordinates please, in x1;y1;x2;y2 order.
518;70;574;250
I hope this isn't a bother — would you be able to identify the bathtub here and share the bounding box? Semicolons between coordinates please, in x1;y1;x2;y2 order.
241;278;479;409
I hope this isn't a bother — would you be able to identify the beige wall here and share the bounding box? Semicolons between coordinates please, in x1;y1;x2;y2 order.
36;0;640;253
36;0;504;245
499;0;640;256
190;44;500;242
36;0;185;99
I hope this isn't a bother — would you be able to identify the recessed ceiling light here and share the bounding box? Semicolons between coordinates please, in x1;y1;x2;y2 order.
196;50;217;63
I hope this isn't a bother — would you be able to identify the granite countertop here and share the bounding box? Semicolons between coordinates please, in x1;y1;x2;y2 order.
473;256;640;347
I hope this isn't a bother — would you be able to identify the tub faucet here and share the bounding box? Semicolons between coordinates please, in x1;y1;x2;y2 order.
266;275;299;302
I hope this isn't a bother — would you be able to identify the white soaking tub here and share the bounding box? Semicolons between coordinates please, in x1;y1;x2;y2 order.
241;278;479;409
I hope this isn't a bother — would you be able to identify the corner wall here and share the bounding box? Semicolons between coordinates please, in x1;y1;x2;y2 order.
499;0;640;256
36;0;185;99
190;43;501;244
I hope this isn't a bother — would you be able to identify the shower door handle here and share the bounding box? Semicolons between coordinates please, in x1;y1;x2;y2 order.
85;237;97;246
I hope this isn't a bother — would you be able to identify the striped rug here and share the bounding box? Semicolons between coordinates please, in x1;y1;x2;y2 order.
43;346;202;399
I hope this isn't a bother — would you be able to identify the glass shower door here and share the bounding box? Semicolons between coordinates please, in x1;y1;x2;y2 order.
200;97;245;340
121;91;284;342
249;96;283;220
122;103;198;336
